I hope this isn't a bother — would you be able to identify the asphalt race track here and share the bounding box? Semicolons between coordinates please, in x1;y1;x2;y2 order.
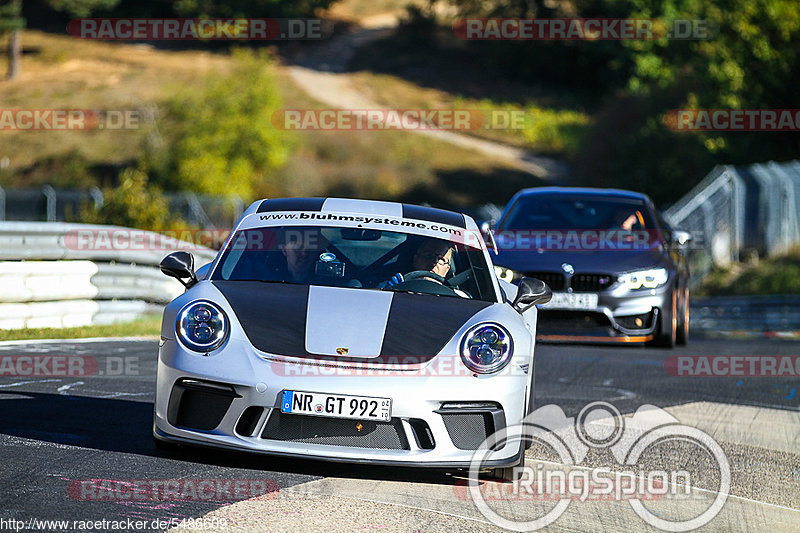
0;337;798;532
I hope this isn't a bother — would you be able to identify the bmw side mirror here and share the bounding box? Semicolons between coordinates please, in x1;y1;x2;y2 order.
160;251;198;288
480;221;498;255
512;277;552;313
671;230;692;246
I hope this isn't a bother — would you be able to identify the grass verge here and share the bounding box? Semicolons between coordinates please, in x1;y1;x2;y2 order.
0;315;162;342
349;71;591;156
696;248;800;296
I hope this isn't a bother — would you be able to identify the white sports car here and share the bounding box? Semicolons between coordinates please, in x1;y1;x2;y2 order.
153;197;551;479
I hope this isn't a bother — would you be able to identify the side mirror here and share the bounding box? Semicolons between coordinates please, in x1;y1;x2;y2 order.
671;230;692;246
160;251;198;288
480;221;498;255
512;277;552;313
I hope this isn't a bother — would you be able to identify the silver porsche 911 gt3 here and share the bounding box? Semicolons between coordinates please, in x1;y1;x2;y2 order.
153;197;551;480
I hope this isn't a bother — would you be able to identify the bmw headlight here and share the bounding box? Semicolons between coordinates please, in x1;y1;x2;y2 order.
460;323;513;374
494;265;520;283
176;301;229;352
619;268;668;290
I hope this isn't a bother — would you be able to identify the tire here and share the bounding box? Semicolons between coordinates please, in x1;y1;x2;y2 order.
648;291;677;348
153;435;182;452
676;288;689;345
491;449;525;482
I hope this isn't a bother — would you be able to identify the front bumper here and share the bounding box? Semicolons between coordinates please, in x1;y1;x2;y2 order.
153;339;529;469
536;288;672;343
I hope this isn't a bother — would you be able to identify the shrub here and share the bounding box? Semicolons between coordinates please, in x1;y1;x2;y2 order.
147;48;292;199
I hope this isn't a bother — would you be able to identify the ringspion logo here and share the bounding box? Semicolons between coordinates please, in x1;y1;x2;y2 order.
467;402;730;531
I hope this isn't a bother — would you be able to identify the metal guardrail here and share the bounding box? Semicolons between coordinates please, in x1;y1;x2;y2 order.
0;222;218;329
665;160;800;284
0;186;244;229
690;295;800;335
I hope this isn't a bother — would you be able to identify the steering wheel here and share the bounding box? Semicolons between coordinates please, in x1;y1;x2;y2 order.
390;270;458;297
402;270;447;284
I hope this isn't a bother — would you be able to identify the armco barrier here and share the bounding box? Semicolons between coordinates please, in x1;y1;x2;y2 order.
691;295;800;336
0;222;218;329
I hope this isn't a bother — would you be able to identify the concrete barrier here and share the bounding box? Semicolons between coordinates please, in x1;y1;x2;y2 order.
0;222;218;329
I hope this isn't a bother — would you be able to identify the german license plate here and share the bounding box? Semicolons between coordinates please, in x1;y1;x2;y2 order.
280;390;391;421
540;292;599;310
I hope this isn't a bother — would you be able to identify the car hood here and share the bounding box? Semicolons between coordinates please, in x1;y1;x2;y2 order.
493;248;667;275
213;281;491;363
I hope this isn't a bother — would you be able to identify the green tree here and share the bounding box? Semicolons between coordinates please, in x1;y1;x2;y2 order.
147;48;291;198
81;168;176;231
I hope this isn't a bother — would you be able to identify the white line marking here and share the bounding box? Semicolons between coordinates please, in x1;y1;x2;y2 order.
0;379;61;388
0;336;157;347
57;381;84;395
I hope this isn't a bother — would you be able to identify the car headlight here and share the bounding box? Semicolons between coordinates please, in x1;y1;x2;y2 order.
460;323;513;374
618;268;668;290
176;301;229;352
493;265;520;283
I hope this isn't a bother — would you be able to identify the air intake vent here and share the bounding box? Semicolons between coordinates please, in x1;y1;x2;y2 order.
261;412;409;450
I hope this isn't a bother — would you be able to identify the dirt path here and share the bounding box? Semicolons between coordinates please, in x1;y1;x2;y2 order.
284;17;567;181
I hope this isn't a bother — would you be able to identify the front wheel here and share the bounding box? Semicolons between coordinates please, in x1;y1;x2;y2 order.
491;450;525;482
647;291;677;348
676;288;689;345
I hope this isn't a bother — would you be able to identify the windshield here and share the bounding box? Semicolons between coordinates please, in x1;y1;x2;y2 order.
211;225;497;302
499;195;658;232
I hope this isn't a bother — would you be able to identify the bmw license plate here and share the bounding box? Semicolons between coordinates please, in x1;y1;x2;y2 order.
280;390;392;421
540;292;599;310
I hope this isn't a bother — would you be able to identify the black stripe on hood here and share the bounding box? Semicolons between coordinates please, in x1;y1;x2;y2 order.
213;281;491;363
379;292;490;356
257;198;325;213
402;204;466;228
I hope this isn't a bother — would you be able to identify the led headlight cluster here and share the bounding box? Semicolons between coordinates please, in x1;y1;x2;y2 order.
493;265;521;283
619;268;668;290
460;323;513;374
176;301;228;352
